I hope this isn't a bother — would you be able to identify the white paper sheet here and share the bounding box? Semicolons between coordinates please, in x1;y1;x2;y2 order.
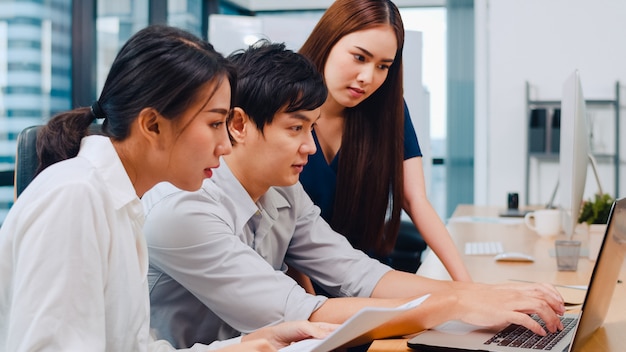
279;294;430;352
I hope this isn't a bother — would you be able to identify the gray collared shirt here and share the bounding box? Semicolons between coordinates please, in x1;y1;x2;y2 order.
142;160;392;348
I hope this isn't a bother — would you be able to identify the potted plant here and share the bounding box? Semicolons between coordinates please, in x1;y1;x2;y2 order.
578;193;614;261
577;193;614;225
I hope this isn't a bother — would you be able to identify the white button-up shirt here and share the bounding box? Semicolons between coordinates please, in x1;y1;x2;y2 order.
0;135;231;351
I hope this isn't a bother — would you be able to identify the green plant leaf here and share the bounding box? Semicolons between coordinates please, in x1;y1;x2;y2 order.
578;193;614;225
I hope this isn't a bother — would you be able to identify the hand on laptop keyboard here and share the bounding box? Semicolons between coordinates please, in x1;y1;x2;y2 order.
484;314;577;350
452;283;566;336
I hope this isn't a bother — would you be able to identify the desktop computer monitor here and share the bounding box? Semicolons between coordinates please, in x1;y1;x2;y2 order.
558;70;589;237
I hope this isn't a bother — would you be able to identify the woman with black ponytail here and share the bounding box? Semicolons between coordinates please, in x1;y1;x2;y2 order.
0;25;333;352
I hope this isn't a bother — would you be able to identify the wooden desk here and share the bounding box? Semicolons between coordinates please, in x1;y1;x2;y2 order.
368;205;626;352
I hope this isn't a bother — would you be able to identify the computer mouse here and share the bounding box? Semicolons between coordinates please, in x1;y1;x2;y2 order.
493;252;535;262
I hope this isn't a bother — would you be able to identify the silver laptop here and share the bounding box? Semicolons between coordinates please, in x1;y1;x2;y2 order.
408;197;626;352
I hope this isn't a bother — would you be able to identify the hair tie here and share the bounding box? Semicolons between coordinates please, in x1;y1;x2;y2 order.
90;101;107;119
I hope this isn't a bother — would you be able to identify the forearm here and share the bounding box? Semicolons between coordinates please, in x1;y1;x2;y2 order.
412;210;472;282
313;290;464;343
359;291;460;340
307;294;451;345
313;276;566;341
309;296;409;324
402;157;471;282
370;269;474;298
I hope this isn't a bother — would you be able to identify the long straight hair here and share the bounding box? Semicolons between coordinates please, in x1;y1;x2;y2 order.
300;0;405;255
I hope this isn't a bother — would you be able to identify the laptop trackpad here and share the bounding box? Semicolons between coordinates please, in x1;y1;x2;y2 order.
432;320;486;335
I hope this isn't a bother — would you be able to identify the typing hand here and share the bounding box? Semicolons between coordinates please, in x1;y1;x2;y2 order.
493;282;566;316
455;284;565;336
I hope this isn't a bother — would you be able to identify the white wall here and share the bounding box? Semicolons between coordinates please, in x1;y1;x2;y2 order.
475;0;626;207
403;31;431;193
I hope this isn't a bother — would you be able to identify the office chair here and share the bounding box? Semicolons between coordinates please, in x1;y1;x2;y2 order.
14;124;104;199
14;125;42;199
382;220;428;273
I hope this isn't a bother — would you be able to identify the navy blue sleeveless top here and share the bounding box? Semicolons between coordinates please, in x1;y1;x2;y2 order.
300;102;422;222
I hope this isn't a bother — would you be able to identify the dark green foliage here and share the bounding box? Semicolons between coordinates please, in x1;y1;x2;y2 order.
578;193;614;225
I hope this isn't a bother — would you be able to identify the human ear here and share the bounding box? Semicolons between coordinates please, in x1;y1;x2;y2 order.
228;107;249;143
136;107;164;147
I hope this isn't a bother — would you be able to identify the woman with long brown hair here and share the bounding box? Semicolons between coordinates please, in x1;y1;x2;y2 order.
299;0;471;281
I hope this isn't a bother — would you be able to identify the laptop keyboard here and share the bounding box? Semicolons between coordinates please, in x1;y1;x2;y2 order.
483;314;577;350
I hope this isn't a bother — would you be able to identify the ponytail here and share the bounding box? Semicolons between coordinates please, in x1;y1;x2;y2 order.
36;107;97;175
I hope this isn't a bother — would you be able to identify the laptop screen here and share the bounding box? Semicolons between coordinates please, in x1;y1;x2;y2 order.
571;198;626;348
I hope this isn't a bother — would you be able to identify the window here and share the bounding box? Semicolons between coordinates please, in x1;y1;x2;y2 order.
0;0;73;222
400;7;447;218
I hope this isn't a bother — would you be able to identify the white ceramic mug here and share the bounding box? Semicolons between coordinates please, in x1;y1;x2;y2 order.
524;209;562;237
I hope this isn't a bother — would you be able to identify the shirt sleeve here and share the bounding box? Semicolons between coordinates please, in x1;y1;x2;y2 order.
6;185;109;351
403;100;423;160
144;189;327;334
280;184;393;298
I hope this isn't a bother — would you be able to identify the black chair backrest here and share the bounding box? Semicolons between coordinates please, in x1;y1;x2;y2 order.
14;125;42;199
13;124;104;199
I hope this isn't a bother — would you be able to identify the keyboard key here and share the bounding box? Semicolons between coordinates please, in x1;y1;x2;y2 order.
483;315;577;350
